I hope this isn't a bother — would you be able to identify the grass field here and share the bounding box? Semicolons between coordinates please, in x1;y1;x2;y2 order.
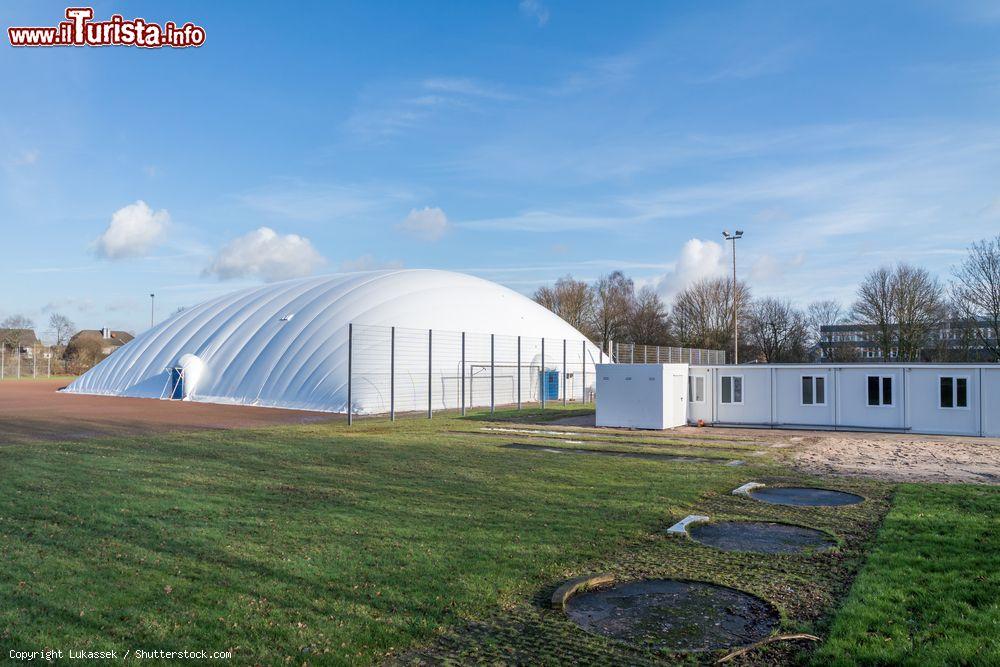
0;405;995;664
813;483;1000;666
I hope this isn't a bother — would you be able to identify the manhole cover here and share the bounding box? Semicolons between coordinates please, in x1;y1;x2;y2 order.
564;579;778;652
749;487;862;507
502;443;714;463
688;521;836;554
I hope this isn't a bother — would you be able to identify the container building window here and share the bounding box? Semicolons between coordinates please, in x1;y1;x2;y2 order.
939;376;968;409
801;375;826;405
721;375;743;404
867;375;893;406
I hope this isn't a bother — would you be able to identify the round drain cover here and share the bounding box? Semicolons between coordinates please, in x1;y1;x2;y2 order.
689;521;836;554
564;579;778;652
749;486;862;507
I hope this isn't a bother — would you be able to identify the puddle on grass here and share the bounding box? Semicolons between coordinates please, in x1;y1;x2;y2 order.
502;442;718;463
688;521;836;554
749;487;863;507
564;579;778;652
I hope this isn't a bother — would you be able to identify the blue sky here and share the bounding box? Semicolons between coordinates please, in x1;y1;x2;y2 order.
2;0;999;339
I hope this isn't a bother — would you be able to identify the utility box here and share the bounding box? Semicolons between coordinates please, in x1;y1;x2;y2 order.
595;363;689;429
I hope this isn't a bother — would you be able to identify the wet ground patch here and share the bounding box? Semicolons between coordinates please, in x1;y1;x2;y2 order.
502;442;719;463
749;486;863;507
688;521;837;555
563;579;779;652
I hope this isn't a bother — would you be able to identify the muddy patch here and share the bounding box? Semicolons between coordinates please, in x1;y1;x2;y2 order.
502;443;719;464
688;521;836;554
563;579;779;652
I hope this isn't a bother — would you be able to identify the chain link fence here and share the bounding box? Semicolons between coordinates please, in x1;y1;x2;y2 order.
347;324;725;421
611;342;725;365
348;324;606;420
0;343;58;379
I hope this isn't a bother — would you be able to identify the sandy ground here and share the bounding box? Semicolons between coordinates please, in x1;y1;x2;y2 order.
550;414;1000;484
0;379;337;444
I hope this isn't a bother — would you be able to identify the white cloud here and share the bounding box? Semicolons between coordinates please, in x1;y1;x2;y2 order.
13;149;39;165
204;227;326;282
422;77;515;101
654;239;727;302
750;254;781;283
339;254;404;272
399;206;450;241
346;77;516;141
94;200;169;259
519;0;550;26
237;183;386;222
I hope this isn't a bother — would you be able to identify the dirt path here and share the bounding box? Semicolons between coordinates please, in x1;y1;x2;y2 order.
789;434;1000;485
549;414;1000;484
0;379;337;444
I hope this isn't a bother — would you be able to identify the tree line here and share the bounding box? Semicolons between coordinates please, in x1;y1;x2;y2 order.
533;233;1000;363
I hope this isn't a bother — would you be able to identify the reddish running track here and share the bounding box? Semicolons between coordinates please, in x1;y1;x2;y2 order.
0;379;337;443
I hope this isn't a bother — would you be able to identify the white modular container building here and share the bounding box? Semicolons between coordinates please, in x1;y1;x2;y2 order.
64;270;604;414
595;364;689;429
686;364;1000;437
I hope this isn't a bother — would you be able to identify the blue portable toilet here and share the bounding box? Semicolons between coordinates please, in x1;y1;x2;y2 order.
541;369;560;400
167;367;184;399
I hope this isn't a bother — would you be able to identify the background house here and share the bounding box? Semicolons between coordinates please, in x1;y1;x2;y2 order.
64;327;135;373
0;328;40;356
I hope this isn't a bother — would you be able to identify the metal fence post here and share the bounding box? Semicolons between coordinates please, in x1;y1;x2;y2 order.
347;323;353;426
517;335;521;410
541;338;546;409
390;326;396;421
630;344;634;364
490;333;495;415
461;331;466;416
427;329;433;419
563;339;568;406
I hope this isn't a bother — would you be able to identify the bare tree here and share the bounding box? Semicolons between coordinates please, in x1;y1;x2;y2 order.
744;298;809;362
533;275;597;339
892;264;944;361
807;299;857;361
853;264;944;361
952;234;1000;361
853;267;896;360
628;287;671;345
592;271;635;347
671;277;750;354
48;313;75;347
0;314;35;350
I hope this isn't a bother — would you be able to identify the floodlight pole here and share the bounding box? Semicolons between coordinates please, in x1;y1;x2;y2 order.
390;326;396;422
347;323;353;426
427;329;433;419
563;339;567;406
150;293;155;328
516;335;521;410
722;230;744;365
541;338;545;409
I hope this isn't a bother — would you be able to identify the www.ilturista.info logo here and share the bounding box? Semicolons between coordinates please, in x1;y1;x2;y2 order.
8;7;205;48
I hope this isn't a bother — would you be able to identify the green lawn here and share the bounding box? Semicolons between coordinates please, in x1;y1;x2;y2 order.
0;408;994;665
0;409;755;664
814;483;1000;666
